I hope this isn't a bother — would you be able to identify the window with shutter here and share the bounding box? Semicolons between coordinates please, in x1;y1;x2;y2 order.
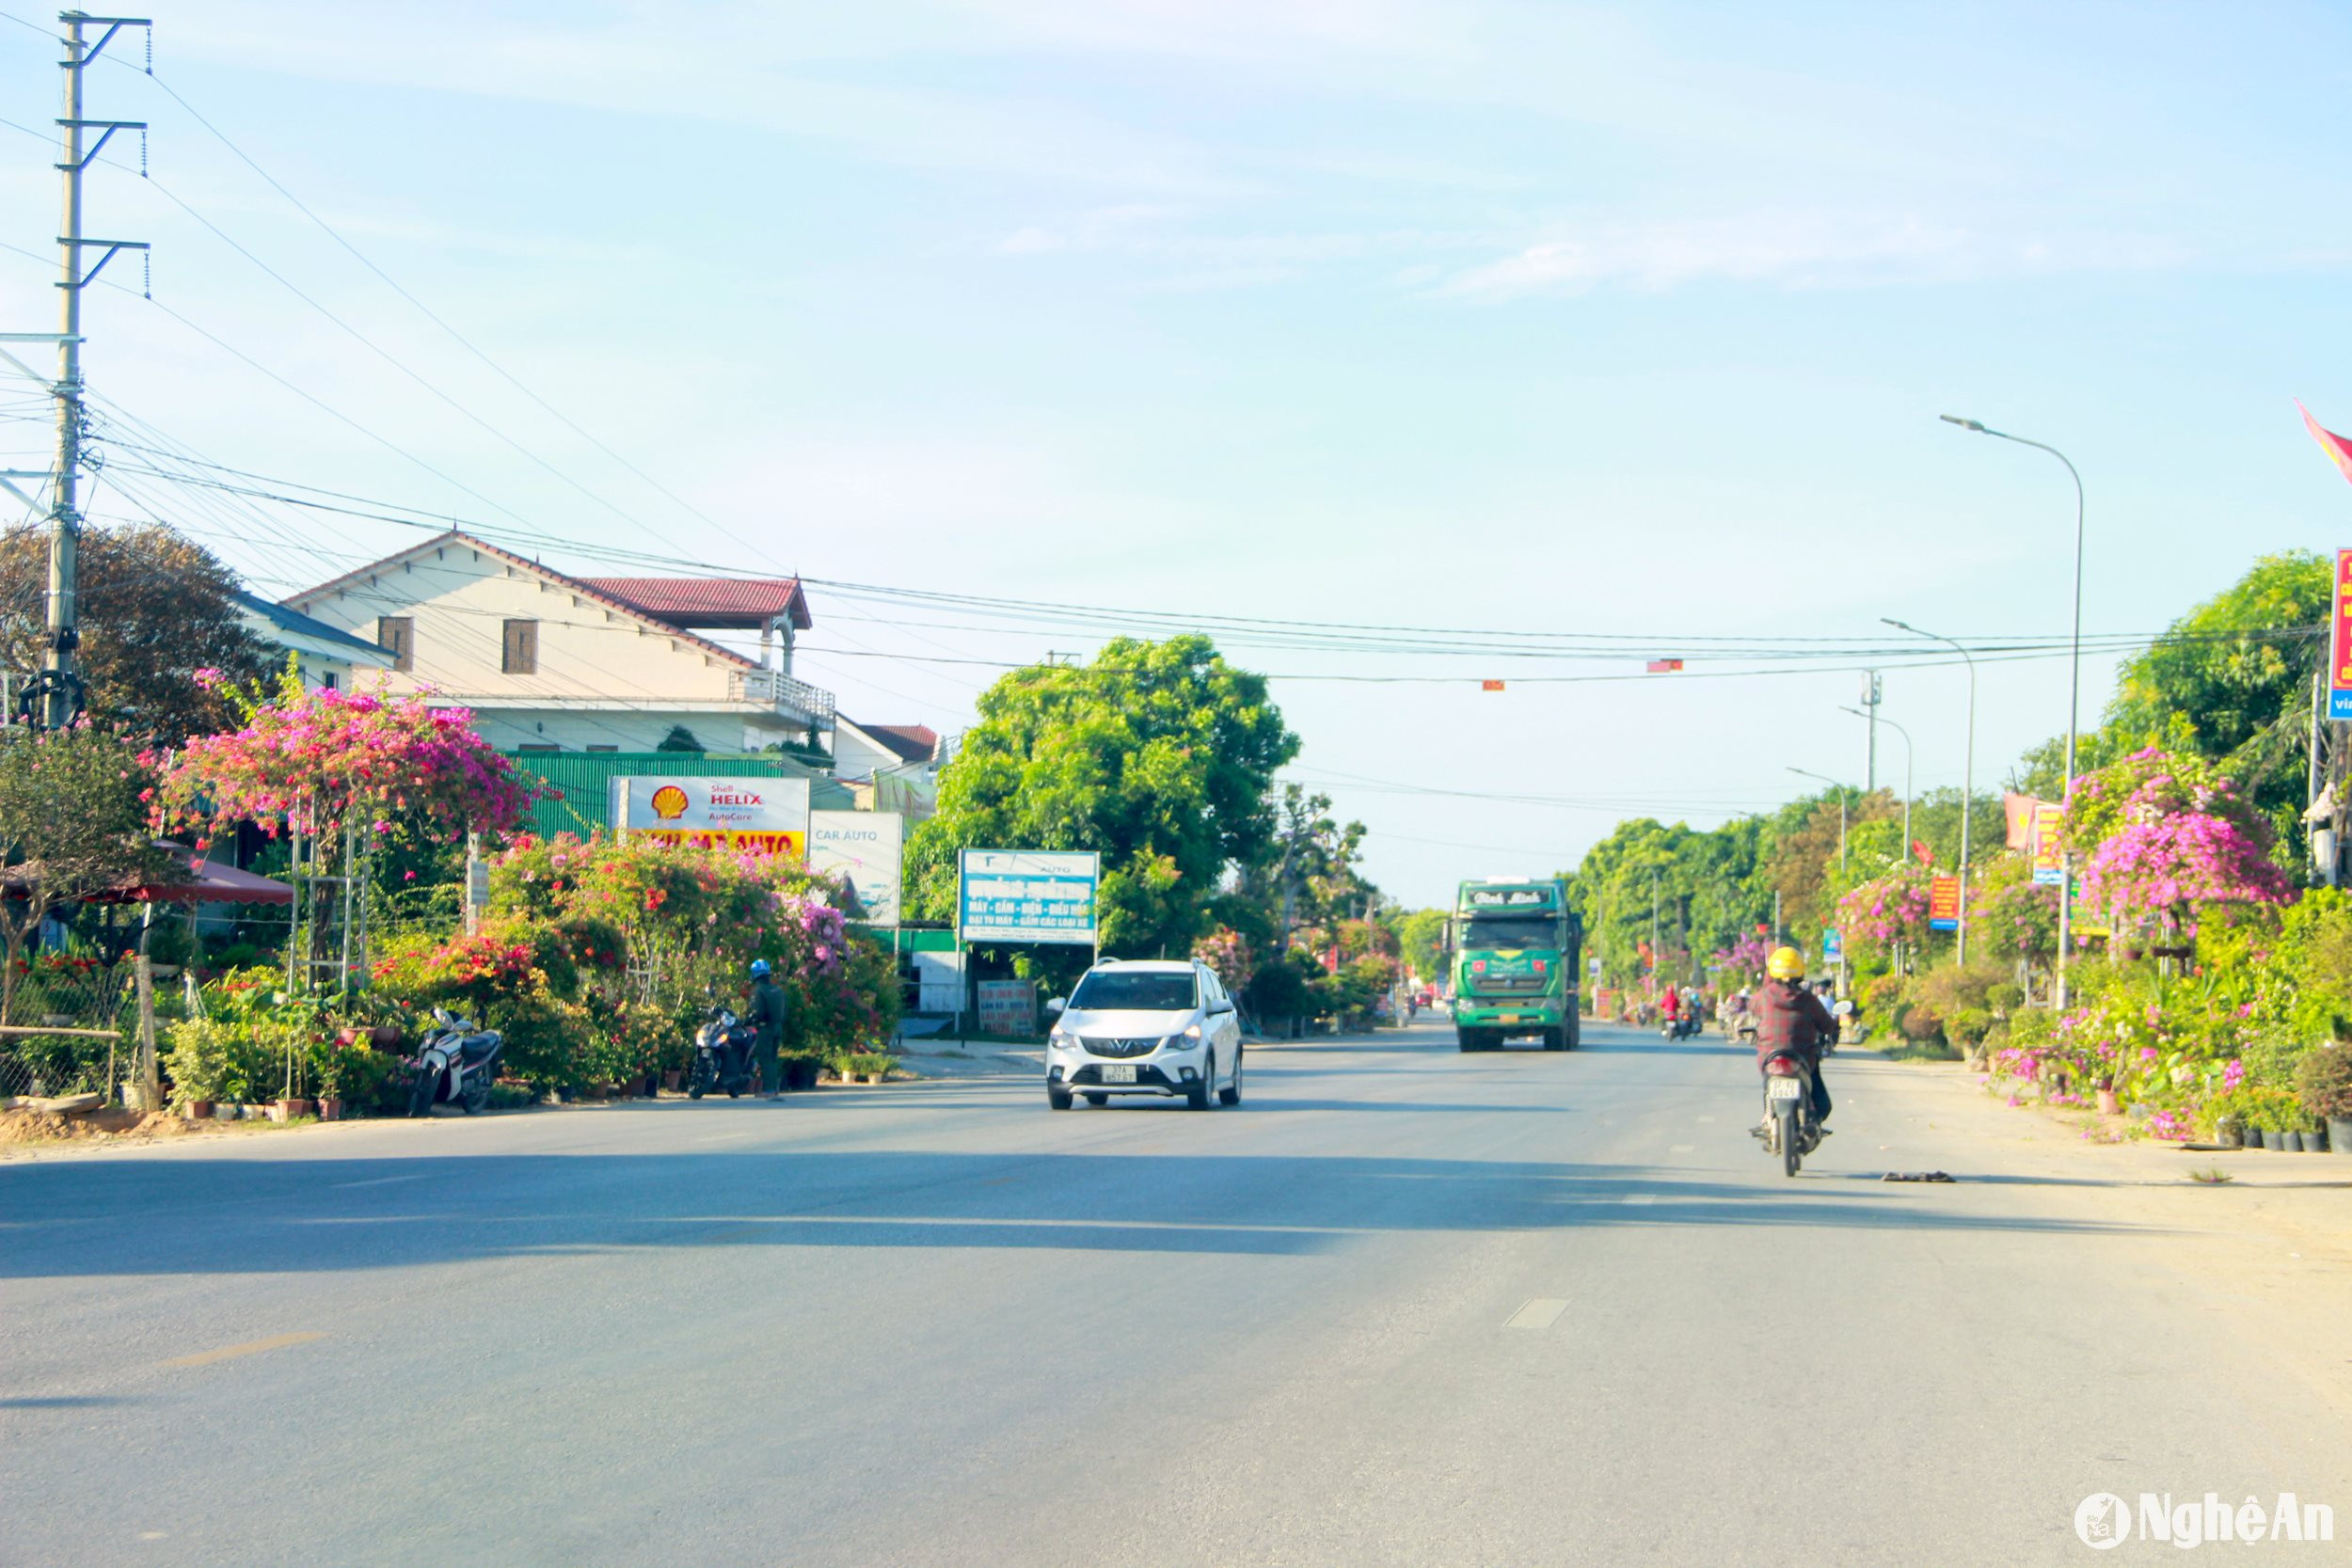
502;619;539;675
376;616;414;672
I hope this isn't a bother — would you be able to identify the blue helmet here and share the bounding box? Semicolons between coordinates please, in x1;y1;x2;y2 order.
749;959;771;978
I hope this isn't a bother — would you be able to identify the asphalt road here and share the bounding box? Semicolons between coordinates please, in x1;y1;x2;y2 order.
5;1018;2346;1567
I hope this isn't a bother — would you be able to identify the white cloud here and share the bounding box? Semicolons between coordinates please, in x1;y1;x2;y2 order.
1438;213;1993;298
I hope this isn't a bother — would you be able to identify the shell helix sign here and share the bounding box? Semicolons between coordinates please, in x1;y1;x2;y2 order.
609;775;811;860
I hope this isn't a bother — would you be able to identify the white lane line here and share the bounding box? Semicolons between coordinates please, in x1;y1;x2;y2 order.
1505;1298;1568;1330
698;1132;752;1144
1696;1115;1717;1123
1621;1194;1657;1207
1670;1144;1695;1153
329;1175;424;1189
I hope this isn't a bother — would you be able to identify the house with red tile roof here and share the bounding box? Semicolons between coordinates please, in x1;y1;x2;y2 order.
280;530;832;755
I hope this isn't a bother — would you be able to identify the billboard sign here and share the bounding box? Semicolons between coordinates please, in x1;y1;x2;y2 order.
2332;548;2352;721
611;775;810;858
809;810;904;926
976;980;1036;1037
957;849;1100;945
2030;801;2065;886
1821;927;1843;963
1929;875;1962;932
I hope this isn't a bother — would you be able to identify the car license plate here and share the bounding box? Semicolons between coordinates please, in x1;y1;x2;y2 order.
1767;1077;1804;1101
1101;1064;1137;1084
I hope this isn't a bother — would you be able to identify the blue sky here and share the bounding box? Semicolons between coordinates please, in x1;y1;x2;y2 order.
2;1;2350;905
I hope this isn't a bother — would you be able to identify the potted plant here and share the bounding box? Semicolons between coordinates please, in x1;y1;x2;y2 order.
164;1017;232;1122
2294;1043;2352;1159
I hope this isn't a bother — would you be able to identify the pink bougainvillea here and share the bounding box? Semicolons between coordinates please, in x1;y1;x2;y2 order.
151;673;541;846
2060;748;2291;943
1834;864;1935;952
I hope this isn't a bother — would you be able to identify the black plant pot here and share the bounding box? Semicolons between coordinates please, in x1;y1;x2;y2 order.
2261;1130;2284;1151
2329;1117;2352;1157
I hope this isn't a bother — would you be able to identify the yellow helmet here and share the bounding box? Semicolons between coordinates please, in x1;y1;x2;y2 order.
1766;946;1805;981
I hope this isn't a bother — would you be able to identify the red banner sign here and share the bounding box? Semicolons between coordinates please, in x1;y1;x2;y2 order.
1929;875;1962;932
2331;549;2352;721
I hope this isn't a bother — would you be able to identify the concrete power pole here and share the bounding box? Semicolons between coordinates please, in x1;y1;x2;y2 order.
1859;670;1882;795
26;13;149;729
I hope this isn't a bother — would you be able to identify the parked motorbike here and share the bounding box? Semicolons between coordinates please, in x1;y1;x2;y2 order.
407;1007;504;1117
1757;1046;1823;1177
690;1004;759;1100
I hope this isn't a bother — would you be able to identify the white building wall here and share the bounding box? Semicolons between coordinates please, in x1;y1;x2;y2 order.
290;543;745;710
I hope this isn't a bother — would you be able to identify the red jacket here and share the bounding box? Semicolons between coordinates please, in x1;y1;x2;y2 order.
1752;978;1834;1061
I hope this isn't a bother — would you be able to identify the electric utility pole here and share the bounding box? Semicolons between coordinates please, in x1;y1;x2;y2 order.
4;12;149;730
1859;670;1882;794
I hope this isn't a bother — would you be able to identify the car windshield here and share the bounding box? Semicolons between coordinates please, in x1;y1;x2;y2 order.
1462;916;1558;951
1070;971;1198;1012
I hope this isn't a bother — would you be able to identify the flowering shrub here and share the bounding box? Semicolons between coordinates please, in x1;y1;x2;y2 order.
2061;748;2291;945
151;666;541;847
1834;864;1935;958
1191;926;1256;995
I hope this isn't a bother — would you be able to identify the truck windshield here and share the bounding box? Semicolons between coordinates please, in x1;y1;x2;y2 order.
1070;972;1199;1011
1462;916;1558;951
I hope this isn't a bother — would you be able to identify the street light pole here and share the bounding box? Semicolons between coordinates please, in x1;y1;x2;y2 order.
1884;617;1979;965
1942;415;2084;998
1841;706;1911;853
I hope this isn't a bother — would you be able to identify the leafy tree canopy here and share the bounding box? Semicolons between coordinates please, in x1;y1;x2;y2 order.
0;522;271;745
905;635;1298;960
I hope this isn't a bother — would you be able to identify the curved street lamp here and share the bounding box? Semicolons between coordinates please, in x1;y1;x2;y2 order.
1938;417;2082;993
1841;705;1912;853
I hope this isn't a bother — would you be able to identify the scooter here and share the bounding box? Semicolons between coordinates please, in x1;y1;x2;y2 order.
407;1007;503;1117
689;1003;759;1100
1756;1045;1824;1177
1659;1009;1699;1041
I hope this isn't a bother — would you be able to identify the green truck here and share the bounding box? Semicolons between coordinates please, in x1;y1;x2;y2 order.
1449;878;1582;1053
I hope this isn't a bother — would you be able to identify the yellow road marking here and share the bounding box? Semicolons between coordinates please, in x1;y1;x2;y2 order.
160;1332;323;1370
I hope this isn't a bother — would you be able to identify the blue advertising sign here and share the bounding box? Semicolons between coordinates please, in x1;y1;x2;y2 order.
958;849;1100;945
1821;927;1843;963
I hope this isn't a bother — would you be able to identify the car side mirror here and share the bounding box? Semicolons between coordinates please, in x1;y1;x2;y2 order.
1209;999;1234;1016
1046;997;1066;1015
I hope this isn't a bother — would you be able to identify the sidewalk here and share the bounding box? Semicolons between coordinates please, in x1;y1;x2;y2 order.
1845;1047;2352;1415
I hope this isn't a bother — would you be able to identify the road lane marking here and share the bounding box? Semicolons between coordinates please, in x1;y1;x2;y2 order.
697;1132;752;1144
1621;1194;1657;1206
1696;1115;1716;1123
330;1175;424;1189
1505;1298;1568;1330
160;1332;324;1370
1670;1144;1694;1153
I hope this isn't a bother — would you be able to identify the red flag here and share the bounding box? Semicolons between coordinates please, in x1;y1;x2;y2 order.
1646;657;1683;673
2297;400;2352;485
1481;678;1505;691
1911;840;1932;865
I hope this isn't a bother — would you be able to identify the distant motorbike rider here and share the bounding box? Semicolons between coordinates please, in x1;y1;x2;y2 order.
1660;985;1681;1030
1753;947;1835;1129
747;959;790;1100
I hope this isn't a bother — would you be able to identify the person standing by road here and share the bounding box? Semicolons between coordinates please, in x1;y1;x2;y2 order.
747;958;790;1101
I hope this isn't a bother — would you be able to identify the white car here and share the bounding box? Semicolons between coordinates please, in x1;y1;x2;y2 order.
1044;958;1243;1111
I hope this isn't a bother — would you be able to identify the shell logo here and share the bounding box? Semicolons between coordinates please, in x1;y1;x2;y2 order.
649;784;691;821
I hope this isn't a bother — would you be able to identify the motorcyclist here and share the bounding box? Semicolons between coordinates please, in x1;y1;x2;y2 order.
1660;984;1681;1031
1752;946;1835;1132
747;958;790;1101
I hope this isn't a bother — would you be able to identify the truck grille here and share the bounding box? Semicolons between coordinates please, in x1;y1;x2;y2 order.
1082;1037;1160;1058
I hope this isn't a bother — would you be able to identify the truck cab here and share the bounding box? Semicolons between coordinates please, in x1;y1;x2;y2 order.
1450;879;1581;1053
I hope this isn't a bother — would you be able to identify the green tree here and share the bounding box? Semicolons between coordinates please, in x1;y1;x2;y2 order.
0;723;169;1022
0;522;271;744
904;636;1298;963
2012;551;2327;825
1391;907;1450;985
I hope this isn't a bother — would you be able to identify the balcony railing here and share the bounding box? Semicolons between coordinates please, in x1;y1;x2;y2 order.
729;667;835;722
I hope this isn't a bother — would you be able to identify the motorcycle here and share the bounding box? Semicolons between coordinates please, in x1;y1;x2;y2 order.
1659;1008;1699;1041
689;1003;759;1100
407;1007;504;1117
1757;1045;1824;1177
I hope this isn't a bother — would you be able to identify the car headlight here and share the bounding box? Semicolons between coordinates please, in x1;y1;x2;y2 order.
1049;1029;1075;1050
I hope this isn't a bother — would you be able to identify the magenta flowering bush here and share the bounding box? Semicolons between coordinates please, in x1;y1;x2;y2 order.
1833;864;1935;956
151;668;540;847
2061;748;2291;945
